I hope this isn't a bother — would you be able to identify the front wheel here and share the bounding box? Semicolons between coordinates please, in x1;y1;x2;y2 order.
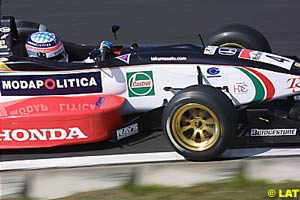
162;85;238;161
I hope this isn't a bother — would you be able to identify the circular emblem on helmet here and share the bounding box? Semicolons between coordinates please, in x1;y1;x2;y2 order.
31;32;56;43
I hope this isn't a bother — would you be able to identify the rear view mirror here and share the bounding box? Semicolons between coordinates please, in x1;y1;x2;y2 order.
112;24;120;33
112;24;120;41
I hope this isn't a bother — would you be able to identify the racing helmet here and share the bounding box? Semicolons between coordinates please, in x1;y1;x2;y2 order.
99;40;113;61
25;31;68;62
100;40;113;51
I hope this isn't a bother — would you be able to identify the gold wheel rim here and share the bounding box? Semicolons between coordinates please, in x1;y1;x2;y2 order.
220;43;246;49
171;103;221;151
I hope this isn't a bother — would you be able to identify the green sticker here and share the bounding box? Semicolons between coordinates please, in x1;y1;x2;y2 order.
126;71;155;97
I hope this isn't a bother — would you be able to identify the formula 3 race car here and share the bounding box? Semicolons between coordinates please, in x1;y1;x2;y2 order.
1;16;300;161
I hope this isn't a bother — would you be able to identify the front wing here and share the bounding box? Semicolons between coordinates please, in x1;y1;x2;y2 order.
0;94;125;148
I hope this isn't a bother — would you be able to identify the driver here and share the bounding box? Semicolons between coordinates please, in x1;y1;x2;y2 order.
84;40;113;63
25;31;69;62
25;31;113;63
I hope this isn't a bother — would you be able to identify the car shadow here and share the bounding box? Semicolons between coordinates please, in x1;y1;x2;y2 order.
1;130;299;162
0;131;169;161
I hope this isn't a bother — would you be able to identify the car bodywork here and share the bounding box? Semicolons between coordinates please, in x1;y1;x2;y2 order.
1;16;300;160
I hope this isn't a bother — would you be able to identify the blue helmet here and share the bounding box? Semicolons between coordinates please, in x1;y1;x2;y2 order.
25;31;68;62
100;41;113;51
99;41;113;61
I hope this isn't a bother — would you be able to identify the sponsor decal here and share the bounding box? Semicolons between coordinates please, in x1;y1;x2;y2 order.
206;67;221;78
0;27;11;33
233;82;248;94
239;49;262;60
237;67;275;102
116;123;139;140
203;45;218;55
115;53;131;64
0;127;88;142
126;71;155;97
1;33;9;40
8;103;48;116
218;47;237;56
287;77;300;92
0;72;102;96
7;103;99;116
59;103;96;112
150;56;187;61
0;40;7;49
239;49;294;70
250;128;297;136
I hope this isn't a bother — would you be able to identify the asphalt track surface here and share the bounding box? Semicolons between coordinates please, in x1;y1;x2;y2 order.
1;0;300;162
2;0;300;55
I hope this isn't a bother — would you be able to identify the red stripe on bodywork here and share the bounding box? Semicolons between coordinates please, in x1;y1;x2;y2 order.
239;49;253;59
245;67;275;100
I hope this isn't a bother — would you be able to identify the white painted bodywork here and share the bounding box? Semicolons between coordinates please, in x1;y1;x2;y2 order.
0;62;299;115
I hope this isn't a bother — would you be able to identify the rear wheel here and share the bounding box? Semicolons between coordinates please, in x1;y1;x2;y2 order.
207;24;271;52
162;85;238;161
289;101;300;121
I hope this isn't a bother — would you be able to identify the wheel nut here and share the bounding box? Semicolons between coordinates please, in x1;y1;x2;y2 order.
195;121;202;128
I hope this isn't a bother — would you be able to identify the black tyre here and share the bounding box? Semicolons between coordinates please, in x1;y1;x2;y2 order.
289;101;300;121
162;85;238;161
207;24;271;52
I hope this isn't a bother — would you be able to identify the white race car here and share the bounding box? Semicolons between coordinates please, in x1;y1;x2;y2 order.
1;16;300;161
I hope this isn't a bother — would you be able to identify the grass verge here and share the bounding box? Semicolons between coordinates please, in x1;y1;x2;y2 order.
4;174;300;200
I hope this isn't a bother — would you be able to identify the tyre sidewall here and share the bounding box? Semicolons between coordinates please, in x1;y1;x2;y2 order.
207;24;271;52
